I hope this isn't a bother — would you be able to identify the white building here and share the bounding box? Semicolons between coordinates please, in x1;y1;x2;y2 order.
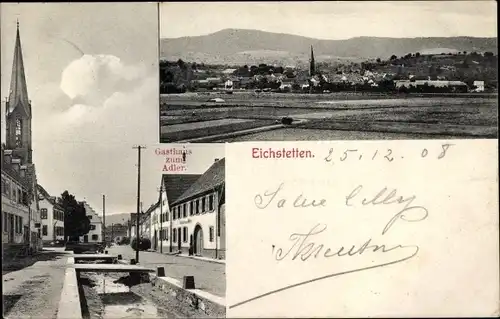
152;158;226;259
36;185;64;244
80;202;102;243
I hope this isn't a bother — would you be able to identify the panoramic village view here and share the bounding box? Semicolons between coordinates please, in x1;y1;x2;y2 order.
160;3;498;143
2;3;225;319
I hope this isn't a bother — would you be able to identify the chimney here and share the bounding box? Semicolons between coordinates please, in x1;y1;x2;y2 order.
12;158;21;172
20;165;27;178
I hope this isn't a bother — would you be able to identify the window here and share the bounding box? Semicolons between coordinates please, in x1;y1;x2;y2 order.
92;234;98;241
183;203;187;218
173;228;177;242
202;197;206;213
172;207;176;220
179;205;183;218
195;200;200;214
165;229;169;241
17;188;22;204
5;179;11;198
209;195;214;211
209;226;214;242
15;119;22;147
183;227;188;243
189;202;194;216
90;224;96;230
42;225;48;236
40;208;47;219
1;177;6;195
88;215;92;219
3;212;8;232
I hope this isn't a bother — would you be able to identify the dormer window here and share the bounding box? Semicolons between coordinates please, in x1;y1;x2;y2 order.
15;119;22;147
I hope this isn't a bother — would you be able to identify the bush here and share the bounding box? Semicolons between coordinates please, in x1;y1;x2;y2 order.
130;237;151;251
119;237;130;245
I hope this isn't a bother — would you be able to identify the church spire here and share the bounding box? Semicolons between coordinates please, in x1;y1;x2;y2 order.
7;20;30;117
309;45;316;77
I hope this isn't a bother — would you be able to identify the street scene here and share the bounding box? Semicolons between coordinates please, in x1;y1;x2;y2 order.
159;2;497;143
1;3;227;319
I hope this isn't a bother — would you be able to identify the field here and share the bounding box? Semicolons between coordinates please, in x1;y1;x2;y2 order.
159;92;498;142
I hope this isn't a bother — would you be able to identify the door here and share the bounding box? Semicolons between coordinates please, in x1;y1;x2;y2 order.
83;235;88;243
177;228;181;251
193;225;203;256
9;215;14;243
153;230;158;250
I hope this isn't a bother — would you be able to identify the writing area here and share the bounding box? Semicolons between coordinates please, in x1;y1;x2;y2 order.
226;139;498;318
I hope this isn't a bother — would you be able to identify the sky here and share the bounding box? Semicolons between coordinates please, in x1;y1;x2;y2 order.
160;1;497;39
1;3;226;216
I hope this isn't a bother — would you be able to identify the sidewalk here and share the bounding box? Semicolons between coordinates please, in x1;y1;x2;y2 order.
3;248;70;318
154;251;226;265
108;245;226;297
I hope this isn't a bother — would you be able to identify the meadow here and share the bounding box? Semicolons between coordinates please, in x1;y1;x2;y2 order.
159;92;498;142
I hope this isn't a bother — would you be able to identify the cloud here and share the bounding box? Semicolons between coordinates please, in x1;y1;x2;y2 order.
60;54;148;106
33;54;158;213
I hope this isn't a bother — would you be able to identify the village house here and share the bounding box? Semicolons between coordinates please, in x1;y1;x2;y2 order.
151;159;226;259
168;158;226;259
80;201;102;243
37;184;64;245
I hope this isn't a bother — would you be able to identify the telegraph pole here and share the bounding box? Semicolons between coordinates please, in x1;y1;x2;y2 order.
158;184;163;253
102;195;106;248
133;145;145;263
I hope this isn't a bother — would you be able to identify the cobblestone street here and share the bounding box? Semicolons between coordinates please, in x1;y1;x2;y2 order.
107;245;226;297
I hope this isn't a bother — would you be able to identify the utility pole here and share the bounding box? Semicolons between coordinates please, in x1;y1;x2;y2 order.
158;184;163;253
102;195;106;248
111;223;114;243
133;145;145;263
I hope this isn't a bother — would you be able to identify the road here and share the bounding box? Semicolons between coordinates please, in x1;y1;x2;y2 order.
3;248;70;318
107;245;226;297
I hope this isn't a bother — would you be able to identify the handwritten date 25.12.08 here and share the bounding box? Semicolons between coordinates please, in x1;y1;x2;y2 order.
324;143;454;164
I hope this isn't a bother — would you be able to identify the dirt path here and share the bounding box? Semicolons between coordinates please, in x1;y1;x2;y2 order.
3;249;69;318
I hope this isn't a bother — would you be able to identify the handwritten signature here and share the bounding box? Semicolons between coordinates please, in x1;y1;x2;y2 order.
231;184;428;310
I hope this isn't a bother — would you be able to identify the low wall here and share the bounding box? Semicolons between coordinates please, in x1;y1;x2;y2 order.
152;276;226;318
57;257;83;319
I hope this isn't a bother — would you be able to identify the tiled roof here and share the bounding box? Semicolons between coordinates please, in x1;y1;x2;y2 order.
163;174;202;204
172;158;225;206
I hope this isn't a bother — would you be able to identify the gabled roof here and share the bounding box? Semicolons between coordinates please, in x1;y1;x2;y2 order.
36;184;61;208
163;174;202;204
7;23;30;116
172;158;225;206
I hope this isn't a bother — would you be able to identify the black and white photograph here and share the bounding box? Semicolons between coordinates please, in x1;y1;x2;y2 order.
159;1;498;143
2;3;225;319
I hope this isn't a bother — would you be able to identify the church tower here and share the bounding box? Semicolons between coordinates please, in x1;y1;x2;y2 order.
309;45;316;77
5;21;32;165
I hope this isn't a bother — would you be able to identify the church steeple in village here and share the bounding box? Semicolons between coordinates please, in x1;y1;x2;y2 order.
5;20;32;165
309;45;316;77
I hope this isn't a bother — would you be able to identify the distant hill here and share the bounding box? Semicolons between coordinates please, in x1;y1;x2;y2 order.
104;213;132;227
160;28;497;65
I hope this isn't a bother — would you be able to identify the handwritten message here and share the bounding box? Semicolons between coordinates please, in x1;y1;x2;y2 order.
226;140;498;318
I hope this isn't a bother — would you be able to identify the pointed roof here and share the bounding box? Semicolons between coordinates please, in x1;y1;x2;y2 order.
172;158;225;206
8;21;30;116
162;174;202;204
